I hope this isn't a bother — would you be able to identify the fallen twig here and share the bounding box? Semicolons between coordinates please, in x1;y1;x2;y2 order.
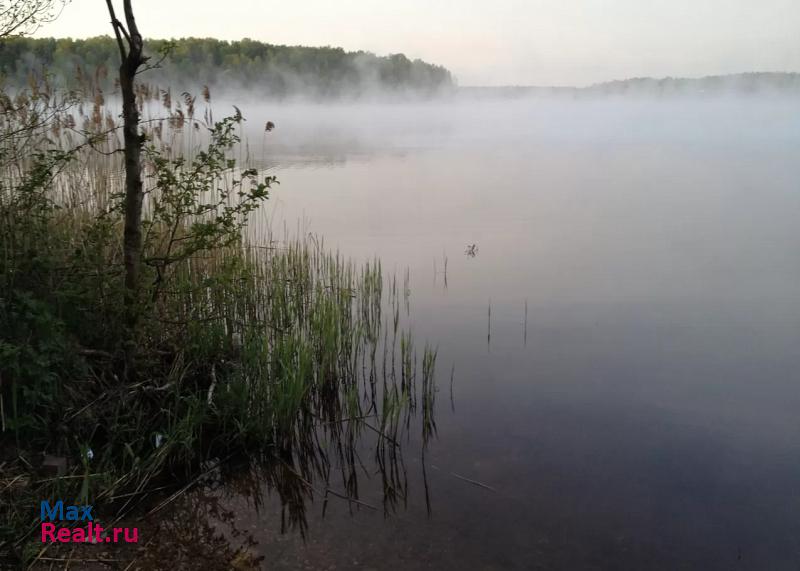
448;471;496;492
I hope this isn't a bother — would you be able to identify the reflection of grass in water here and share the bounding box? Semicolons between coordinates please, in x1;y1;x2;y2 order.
0;82;440;566
20;238;440;567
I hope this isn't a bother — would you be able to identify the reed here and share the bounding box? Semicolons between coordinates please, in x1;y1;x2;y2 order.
0;74;439;565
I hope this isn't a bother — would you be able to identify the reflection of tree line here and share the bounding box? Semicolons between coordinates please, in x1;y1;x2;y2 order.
252;150;414;172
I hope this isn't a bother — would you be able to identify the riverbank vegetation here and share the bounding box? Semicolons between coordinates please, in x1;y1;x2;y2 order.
0;3;438;566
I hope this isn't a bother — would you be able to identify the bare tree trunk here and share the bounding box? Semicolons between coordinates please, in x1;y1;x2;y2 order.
105;0;147;375
120;57;143;316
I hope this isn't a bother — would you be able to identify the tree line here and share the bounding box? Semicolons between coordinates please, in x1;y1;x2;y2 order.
0;35;455;97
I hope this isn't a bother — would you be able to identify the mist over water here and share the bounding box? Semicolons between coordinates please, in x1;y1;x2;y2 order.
213;95;800;569
7;1;800;567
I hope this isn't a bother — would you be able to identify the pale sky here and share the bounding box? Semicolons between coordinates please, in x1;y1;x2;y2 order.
33;0;800;86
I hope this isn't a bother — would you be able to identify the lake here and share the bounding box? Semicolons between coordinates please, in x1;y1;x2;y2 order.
150;96;800;570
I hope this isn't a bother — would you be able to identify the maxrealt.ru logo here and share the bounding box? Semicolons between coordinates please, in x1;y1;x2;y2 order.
40;500;138;544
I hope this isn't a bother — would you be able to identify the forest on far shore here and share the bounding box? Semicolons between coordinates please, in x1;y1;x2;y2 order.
0;36;456;98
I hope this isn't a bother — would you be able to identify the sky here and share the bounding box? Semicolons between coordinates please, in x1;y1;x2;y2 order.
33;0;800;86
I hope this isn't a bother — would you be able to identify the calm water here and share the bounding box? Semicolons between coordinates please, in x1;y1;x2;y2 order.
163;97;800;569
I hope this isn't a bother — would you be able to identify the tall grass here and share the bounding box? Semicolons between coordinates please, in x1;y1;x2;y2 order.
0;75;438;565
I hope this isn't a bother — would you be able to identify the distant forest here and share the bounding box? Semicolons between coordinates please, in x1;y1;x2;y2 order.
460;72;800;98
0;36;455;98
587;72;800;95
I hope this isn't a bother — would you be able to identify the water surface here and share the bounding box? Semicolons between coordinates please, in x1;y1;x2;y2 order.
179;96;800;569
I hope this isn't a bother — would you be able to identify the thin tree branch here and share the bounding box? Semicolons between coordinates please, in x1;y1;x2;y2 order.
122;0;144;62
104;0;127;62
